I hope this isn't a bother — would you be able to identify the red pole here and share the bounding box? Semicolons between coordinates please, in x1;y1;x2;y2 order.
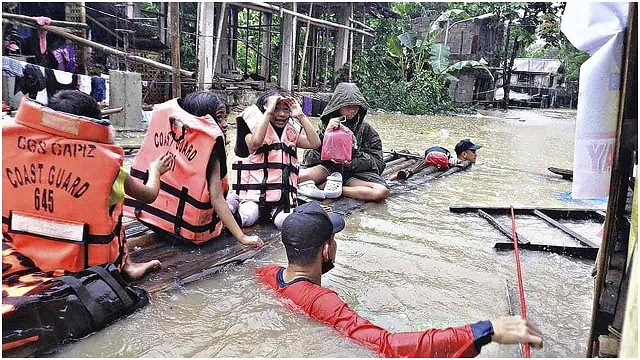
510;206;531;357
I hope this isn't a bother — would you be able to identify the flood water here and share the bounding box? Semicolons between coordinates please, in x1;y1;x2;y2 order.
57;108;605;358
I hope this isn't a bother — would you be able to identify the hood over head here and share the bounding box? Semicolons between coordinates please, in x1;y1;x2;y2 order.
319;83;369;130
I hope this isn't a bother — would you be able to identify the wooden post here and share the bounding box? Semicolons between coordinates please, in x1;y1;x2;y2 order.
260;12;272;79
348;4;354;81
307;24;317;87
213;2;228;76
169;2;181;98
279;3;296;91
231;6;239;64
197;2;215;90
159;2;168;44
334;5;350;75
297;3;313;90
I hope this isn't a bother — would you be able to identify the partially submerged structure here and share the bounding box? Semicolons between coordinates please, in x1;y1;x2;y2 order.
1;2;398;110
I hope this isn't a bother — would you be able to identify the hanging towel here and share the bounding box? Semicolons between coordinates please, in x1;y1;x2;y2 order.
302;96;313;116
52;69;73;84
78;75;92;94
14;64;46;98
35;17;52;54
45;68;78;97
52;45;76;72
2;57;24;77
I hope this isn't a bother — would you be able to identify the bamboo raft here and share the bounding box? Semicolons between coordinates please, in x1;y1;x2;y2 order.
127;150;473;293
450;206;604;259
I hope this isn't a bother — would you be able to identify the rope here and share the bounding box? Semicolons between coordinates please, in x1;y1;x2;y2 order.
510;205;531;358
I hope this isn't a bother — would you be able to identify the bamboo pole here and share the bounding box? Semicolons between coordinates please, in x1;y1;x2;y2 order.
2;13;89;29
169;2;181;97
4;17;194;77
212;2;227;77
297;3;313;90
349;17;374;31
246;1;373;37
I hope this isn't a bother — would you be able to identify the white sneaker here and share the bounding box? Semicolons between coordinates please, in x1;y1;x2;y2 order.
297;180;326;200
324;172;343;199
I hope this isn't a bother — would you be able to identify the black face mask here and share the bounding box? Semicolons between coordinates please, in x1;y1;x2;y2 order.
321;259;335;274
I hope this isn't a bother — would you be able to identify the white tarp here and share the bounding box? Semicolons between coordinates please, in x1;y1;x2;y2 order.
561;2;629;199
494;87;531;101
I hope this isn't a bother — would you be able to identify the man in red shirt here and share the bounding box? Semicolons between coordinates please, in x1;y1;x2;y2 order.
256;202;544;357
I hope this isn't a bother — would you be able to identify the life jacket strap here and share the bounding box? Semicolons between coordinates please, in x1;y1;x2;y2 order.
123;198;219;234
86;265;133;309
129;168;212;210
254;142;297;158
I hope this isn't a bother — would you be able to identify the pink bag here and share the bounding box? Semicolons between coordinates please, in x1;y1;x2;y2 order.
321;125;353;164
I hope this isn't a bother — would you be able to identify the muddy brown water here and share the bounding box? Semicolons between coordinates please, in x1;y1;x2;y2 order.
56;108;605;358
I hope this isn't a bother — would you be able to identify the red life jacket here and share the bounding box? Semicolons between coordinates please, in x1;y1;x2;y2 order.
123;98;227;245
2;98;125;273
232;105;300;213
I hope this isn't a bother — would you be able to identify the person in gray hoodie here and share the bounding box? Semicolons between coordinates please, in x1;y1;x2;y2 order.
299;83;390;202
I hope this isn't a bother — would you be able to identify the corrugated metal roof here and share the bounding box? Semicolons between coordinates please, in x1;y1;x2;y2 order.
512;58;563;73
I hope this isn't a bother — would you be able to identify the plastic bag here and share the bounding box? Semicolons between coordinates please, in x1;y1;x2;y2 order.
321;124;353;164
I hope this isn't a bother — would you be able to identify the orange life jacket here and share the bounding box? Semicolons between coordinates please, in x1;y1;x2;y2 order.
232;105;300;213
2;98;125;273
123;98;227;245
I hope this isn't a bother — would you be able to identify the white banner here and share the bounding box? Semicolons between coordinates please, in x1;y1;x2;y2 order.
560;2;629;199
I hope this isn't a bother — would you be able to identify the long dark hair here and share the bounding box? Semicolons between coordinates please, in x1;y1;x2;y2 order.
181;91;225;120
256;87;289;113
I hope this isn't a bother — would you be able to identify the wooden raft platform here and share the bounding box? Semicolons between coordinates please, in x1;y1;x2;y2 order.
128;150;474;294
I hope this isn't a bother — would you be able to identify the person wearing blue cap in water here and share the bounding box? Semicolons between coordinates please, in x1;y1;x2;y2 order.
256;201;543;357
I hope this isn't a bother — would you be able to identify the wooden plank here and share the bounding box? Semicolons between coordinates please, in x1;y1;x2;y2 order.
397;164;438;181
548;166;573;180
534;209;599;248
383;150;423;161
505;280;525;358
477;209;530;244
381;159;417;178
450;206;606;221
434;161;472;179
494;242;599;260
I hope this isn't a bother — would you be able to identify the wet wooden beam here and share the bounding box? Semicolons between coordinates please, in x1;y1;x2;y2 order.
434;161;472;178
533;209;599;248
450;206;606;221
494;242;599;260
477;209;530;244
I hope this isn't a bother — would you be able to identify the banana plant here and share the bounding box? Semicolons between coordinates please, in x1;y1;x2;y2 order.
429;43;493;82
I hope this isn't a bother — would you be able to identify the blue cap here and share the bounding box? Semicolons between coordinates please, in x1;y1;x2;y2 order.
281;201;345;250
454;139;482;155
